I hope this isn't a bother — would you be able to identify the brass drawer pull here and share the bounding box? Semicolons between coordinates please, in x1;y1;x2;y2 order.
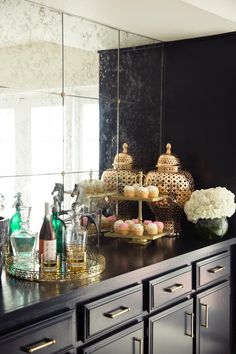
185;312;194;338
25;338;56;353
164;283;184;293
104;306;130;318
134;337;143;354
207;265;225;274
200;303;209;328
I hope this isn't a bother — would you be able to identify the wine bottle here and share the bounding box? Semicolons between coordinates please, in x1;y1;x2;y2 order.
39;202;57;271
52;196;66;272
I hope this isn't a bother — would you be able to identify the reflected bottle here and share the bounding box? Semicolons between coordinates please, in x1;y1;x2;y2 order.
10;206;37;266
52;196;66;272
39;202;57;272
10;193;23;235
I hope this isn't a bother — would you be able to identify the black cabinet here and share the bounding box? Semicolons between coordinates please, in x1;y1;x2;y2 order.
149;299;194;354
0;238;235;354
196;281;230;354
82;322;143;354
83;284;142;340
0;310;75;354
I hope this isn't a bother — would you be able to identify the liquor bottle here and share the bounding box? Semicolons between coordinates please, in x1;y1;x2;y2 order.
9;193;23;234
39;202;57;271
10;206;37;266
51;196;66;272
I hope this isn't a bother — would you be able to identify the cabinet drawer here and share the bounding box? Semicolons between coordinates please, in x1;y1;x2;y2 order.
0;310;74;354
84;284;142;339
82;322;143;354
149;266;192;311
196;253;230;289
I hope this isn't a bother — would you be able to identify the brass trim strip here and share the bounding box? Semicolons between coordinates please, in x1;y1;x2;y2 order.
25;339;56;353
104;306;130;319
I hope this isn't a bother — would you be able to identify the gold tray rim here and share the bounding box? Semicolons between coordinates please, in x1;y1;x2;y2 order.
105;231;169;241
5;253;105;283
111;195;168;202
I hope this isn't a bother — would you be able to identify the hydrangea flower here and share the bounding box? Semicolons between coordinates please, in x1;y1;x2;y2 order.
184;187;236;223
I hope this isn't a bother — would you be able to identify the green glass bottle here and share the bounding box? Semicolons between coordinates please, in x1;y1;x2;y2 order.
51;196;66;272
10;193;23;235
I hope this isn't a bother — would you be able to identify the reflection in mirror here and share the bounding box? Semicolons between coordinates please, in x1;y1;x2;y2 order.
0;91;63;176
0;174;63;231
0;0;163;227
63;13;119;99
64;95;99;174
0;0;62;94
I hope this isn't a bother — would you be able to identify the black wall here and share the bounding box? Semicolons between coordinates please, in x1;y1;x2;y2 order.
163;32;236;226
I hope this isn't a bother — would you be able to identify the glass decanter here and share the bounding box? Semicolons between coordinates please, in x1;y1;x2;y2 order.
10;206;37;266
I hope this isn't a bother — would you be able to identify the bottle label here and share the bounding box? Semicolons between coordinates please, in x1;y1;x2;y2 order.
43;240;56;261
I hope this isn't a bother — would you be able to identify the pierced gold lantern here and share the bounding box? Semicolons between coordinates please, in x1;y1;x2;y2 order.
145;143;194;235
101;143;141;219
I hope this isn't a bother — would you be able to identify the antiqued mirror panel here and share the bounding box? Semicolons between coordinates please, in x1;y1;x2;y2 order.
119;31;160;104
63;13;119;100
118;32;163;171
0;0;163;216
0;0;62;94
64;95;100;174
0;91;64;176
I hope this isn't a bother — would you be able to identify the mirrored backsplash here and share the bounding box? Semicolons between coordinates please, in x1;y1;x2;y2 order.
0;0;162;228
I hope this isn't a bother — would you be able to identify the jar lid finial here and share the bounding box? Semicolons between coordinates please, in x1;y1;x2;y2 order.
166;143;171;155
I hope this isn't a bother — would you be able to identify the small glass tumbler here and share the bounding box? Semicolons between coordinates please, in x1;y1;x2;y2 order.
10;206;38;266
66;223;88;271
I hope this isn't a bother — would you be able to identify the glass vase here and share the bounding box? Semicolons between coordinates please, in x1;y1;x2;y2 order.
195;217;228;240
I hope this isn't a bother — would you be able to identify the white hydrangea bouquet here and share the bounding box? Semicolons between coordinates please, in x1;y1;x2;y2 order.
184;187;236;223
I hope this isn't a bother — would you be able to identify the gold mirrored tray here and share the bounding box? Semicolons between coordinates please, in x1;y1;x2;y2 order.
5;253;105;282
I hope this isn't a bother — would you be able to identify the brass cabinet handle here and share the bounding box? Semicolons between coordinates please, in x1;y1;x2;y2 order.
185;312;194;338
134;337;143;354
207;265;225;274
104;306;130;318
164;283;184;293
200;303;209;328
25;338;56;353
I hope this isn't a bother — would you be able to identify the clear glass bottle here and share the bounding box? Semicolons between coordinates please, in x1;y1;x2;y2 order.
52;196;66;272
10;193;23;235
10;206;37;266
66;210;88;271
39;202;57;272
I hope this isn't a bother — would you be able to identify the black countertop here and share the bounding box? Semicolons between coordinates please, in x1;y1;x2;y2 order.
0;228;236;333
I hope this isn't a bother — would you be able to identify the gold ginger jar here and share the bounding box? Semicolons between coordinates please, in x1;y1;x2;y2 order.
101;143;141;219
145;143;194;235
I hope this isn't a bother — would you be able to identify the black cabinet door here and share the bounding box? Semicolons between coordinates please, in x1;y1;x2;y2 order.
82;322;143;354
196;281;230;354
149;299;194;354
